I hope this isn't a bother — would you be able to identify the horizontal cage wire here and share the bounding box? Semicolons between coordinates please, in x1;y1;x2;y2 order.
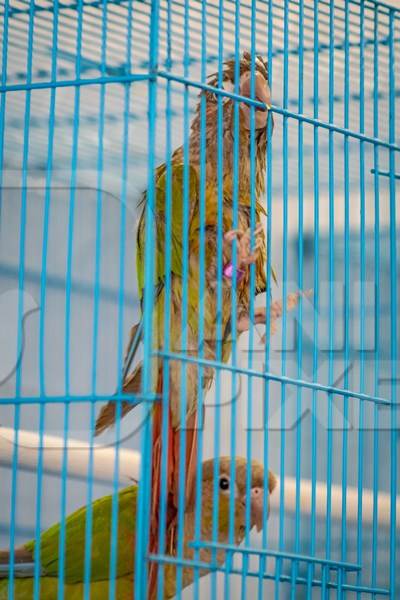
0;0;399;599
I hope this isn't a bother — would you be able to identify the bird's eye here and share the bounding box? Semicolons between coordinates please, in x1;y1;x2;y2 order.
219;476;230;491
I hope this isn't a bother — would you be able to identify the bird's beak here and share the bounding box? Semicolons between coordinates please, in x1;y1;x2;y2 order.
255;74;272;112
240;71;272;130
241;487;268;532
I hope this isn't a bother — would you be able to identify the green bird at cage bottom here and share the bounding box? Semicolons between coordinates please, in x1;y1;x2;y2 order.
0;456;277;600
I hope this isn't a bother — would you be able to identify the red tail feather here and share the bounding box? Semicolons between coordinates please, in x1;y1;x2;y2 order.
147;377;198;599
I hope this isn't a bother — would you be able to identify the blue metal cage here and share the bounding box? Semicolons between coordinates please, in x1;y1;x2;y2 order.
0;0;399;598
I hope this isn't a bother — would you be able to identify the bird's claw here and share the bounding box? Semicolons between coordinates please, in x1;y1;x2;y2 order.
237;307;267;333
224;223;264;269
236;290;313;340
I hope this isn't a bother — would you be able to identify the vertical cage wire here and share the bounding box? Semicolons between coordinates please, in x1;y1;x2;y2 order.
134;0;160;597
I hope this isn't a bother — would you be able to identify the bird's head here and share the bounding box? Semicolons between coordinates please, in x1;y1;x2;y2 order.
192;51;272;138
200;456;277;537
215;51;272;132
188;52;273;197
164;457;277;599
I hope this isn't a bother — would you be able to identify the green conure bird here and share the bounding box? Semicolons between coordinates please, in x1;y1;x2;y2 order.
0;457;277;599
95;51;276;592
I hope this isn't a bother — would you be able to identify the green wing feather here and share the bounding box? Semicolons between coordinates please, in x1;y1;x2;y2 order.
0;576;134;600
136;162;199;304
24;486;137;584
